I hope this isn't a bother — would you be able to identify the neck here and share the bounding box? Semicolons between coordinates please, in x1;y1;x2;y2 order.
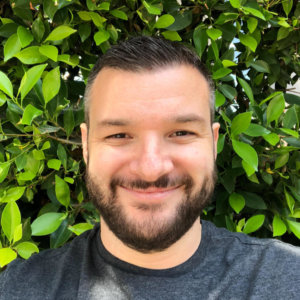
100;217;202;269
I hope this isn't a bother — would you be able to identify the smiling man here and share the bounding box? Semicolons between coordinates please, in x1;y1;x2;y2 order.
1;36;300;300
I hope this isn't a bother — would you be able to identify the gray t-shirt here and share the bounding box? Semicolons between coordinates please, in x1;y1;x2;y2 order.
1;220;300;300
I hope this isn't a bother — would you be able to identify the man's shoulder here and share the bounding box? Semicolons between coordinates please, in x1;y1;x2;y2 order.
203;220;300;255
0;224;99;299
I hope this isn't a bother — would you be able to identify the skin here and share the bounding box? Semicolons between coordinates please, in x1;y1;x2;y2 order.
81;64;219;269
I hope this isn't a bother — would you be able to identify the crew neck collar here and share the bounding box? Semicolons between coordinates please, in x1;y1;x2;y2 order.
94;220;211;277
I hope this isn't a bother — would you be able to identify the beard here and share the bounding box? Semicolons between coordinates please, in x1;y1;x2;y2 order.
86;166;217;253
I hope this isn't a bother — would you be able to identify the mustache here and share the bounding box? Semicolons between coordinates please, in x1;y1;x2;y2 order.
110;174;194;191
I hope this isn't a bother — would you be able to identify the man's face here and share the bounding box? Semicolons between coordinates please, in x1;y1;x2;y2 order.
81;65;219;252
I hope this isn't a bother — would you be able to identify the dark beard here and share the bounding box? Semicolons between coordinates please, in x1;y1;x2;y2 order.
86;169;216;253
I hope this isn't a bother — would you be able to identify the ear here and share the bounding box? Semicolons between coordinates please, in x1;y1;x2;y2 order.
80;123;88;164
212;122;220;160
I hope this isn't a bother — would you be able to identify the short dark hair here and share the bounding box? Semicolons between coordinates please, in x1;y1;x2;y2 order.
84;36;215;124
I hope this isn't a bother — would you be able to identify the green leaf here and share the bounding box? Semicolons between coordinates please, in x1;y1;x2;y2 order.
267;93;285;125
77;11;92;21
45;25;77;41
244;124;270;137
237;77;255;105
263;133;280;146
32;17;45;42
193;27;208;58
229;192;245;213
277;27;290;41
89;12;107;27
206;28;222;41
21;104;43;125
15;46;48;64
232;139;258;171
1;201;21;242
215;13;239;25
239;34;257;52
215;90;226;108
275;153;289;169
0;186;26;203
31;212;65;236
0;91;7;106
4;33;22;61
219;84;237;100
33;149;45;161
142;0;161;15
283;107;298;129
15;242;39;259
242;160;256;177
13;223;23;243
44;0;58;20
282;0;293;17
250;60;270;73
0;71;13;98
162;31;181;41
0;162;10;183
63;109;75;137
286;220;300;239
110;10;128;20
247;17;258;33
19;63;47;101
230;0;241;8
217;134;225;154
79;23;91;42
42;67;61;104
55;175;70;208
17;26;33;48
155;14;175;28
47;159;61;171
50;219;72;249
39;45;58;62
285;188;295;213
280;128;299;138
222;60;237;67
272;215;287;237
0;248;17;267
212;68;232;80
68;223;94;236
242;7;266;20
243;215;265;234
231;112;252;137
94;29;110;46
17;171;35;181
57;144;67;170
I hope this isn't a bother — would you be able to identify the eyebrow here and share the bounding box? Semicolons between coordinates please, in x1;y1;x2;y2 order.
97;114;206;128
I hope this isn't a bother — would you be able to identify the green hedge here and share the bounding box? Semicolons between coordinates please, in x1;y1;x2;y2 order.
0;0;300;269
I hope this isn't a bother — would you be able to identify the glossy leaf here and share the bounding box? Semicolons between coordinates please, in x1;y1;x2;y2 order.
21;104;43;125
250;60;270;73
47;159;61;171
162;31;181;41
155;14;175;28
19;63;47;101
286;220;300;239
231;112;252;137
267;93;285;125
0;163;10;183
94;29;110;46
15;242;39;259
17;26;33;48
243;215;265;234
0;248;17;267
42;67;61;104
272;216;287;237
212;68;232;80
55;175;70;208
206;28;222;41
39;45;58;62
1;201;21;242
110;10;128;20
237;77;255;105
239;34;257;52
229;193;245;213
4;33;22;61
45;25;77;41
31;213;65;236
0;186;26;203
15;46;48;64
0;72;13;98
232;139;258;171
143;1;161;15
68;222;94;236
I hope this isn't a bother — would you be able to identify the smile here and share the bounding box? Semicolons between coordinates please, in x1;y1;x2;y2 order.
119;185;182;201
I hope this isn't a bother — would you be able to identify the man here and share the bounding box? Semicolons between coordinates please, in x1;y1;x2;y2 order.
1;36;300;299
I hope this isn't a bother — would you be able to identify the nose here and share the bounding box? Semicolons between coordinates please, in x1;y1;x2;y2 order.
129;136;174;182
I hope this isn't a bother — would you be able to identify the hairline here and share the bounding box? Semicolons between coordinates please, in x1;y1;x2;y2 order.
84;63;215;127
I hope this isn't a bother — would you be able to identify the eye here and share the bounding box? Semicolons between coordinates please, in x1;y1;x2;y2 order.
170;130;195;137
106;133;129;139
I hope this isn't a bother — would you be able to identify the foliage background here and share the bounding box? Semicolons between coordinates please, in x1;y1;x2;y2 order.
0;0;300;269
